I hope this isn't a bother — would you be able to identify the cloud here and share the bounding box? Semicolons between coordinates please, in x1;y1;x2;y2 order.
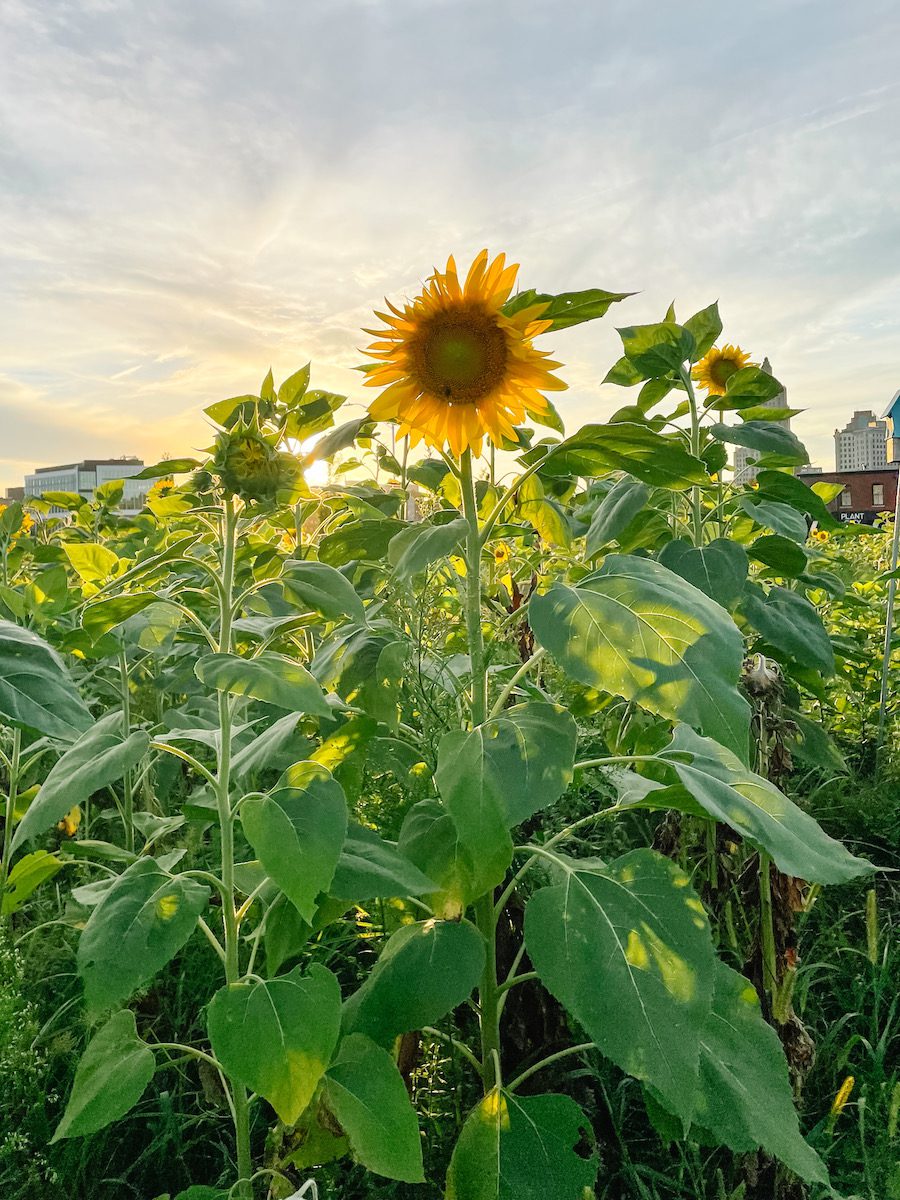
1;0;899;486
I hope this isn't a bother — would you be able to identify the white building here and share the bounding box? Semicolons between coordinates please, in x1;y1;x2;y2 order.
834;411;888;471
25;457;146;511
733;358;789;485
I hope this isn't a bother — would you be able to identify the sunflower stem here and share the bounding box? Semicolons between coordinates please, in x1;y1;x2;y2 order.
681;368;704;547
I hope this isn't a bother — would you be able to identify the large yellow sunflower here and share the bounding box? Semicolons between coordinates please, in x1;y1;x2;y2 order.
691;344;753;396
363;250;566;457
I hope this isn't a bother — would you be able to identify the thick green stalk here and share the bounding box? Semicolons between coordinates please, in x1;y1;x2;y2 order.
681;369;704;547
215;498;252;1197
459;451;501;1091
119;652;134;854
758;850;777;1002
1;727;22;914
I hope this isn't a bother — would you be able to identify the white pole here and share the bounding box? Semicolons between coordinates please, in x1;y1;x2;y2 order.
876;461;900;750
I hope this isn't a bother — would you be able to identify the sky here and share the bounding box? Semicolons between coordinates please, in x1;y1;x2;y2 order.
2;0;899;490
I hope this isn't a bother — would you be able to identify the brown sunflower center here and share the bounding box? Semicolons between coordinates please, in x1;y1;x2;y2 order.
409;307;509;404
709;356;741;388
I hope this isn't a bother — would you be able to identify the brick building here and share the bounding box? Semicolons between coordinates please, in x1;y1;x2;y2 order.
797;466;898;524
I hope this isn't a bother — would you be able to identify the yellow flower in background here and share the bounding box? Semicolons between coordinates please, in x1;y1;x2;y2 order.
0;503;33;541
492;541;511;565
148;478;175;500
57;806;81;838
363;250;566;457
691;344;753;396
830;1075;855;1119
811;528;830;544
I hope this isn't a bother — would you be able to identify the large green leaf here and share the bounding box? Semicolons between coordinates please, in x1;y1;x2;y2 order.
318;519;405;567
691;961;829;1184
529;555;750;760
52;1010;155;1142
82;593;160;640
241;762;347;921
524;848;715;1124
738;496;809;542
617;322;695;377
438;702;577;828
657;538;748;611
446;1090;598;1200
435;703;576;892
711;421;809;467
503;287;632;330
388;517;468;581
747;535;809;578
0;619;92;740
230;712;313;782
282;560;367;625
195;651;331;716
207;964;341;1125
342;919;485;1046
645;724;870;884
754;469;842;531
714;365;784;411
741;584;835;674
323;1034;424;1183
329;822;436;901
517;475;573;547
536;423;707;491
12;713;150;852
78;858;210;1012
398;799;481;918
684;302;722;361
585;476;649;557
63;542;119;583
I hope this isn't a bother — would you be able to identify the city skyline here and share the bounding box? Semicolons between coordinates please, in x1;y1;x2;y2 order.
2;1;899;490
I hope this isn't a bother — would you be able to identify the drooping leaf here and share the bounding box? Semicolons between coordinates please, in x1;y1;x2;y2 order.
230;712;313;782
517;475;573;547
657;538;748;611
738;497;809;542
78;859;210;1012
691;961;829;1184
282;560;367;625
132;459;204;479
585;477;650;557
82;593;160;640
52;1010;155;1141
711;421;808;468
388;518;468;581
241;762;348;921
0;619;92;740
1;850;65;915
342;919;485;1046
536;423;707;491
398;799;481;918
525;847;715;1124
12;713;150;852
741;584;835;674
529;555;750;760
330;822;436;900
754;470;842;531
714;366;784;411
323;1034;424;1183
207;964;341;1125
304;417;370;465
446;1090;598;1200
644;724;869;883
747;535;809;578
195;651;331;716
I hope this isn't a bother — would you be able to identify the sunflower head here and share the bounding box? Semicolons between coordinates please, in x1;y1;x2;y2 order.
691;344;753;396
213;427;300;504
148;478;175;501
492;541;511;565
363;250;566;458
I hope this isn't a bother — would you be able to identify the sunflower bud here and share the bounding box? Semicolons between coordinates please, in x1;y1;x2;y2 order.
213;428;303;504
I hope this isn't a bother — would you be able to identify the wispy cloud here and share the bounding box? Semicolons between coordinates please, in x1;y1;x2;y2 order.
1;0;899;486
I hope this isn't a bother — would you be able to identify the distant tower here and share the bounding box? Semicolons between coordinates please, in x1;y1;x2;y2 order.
733;358;788;484
834;410;888;471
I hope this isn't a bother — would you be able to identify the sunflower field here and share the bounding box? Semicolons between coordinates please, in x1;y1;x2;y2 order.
1;253;897;1200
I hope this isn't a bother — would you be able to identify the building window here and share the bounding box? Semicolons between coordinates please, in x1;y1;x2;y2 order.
841;489;852;507
873;483;885;507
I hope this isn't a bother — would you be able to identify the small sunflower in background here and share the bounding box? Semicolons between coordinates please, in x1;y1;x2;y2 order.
692;344;753;396
148;477;175;501
57;805;81;838
811;528;830;544
492;541;512;566
363;250;566;457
